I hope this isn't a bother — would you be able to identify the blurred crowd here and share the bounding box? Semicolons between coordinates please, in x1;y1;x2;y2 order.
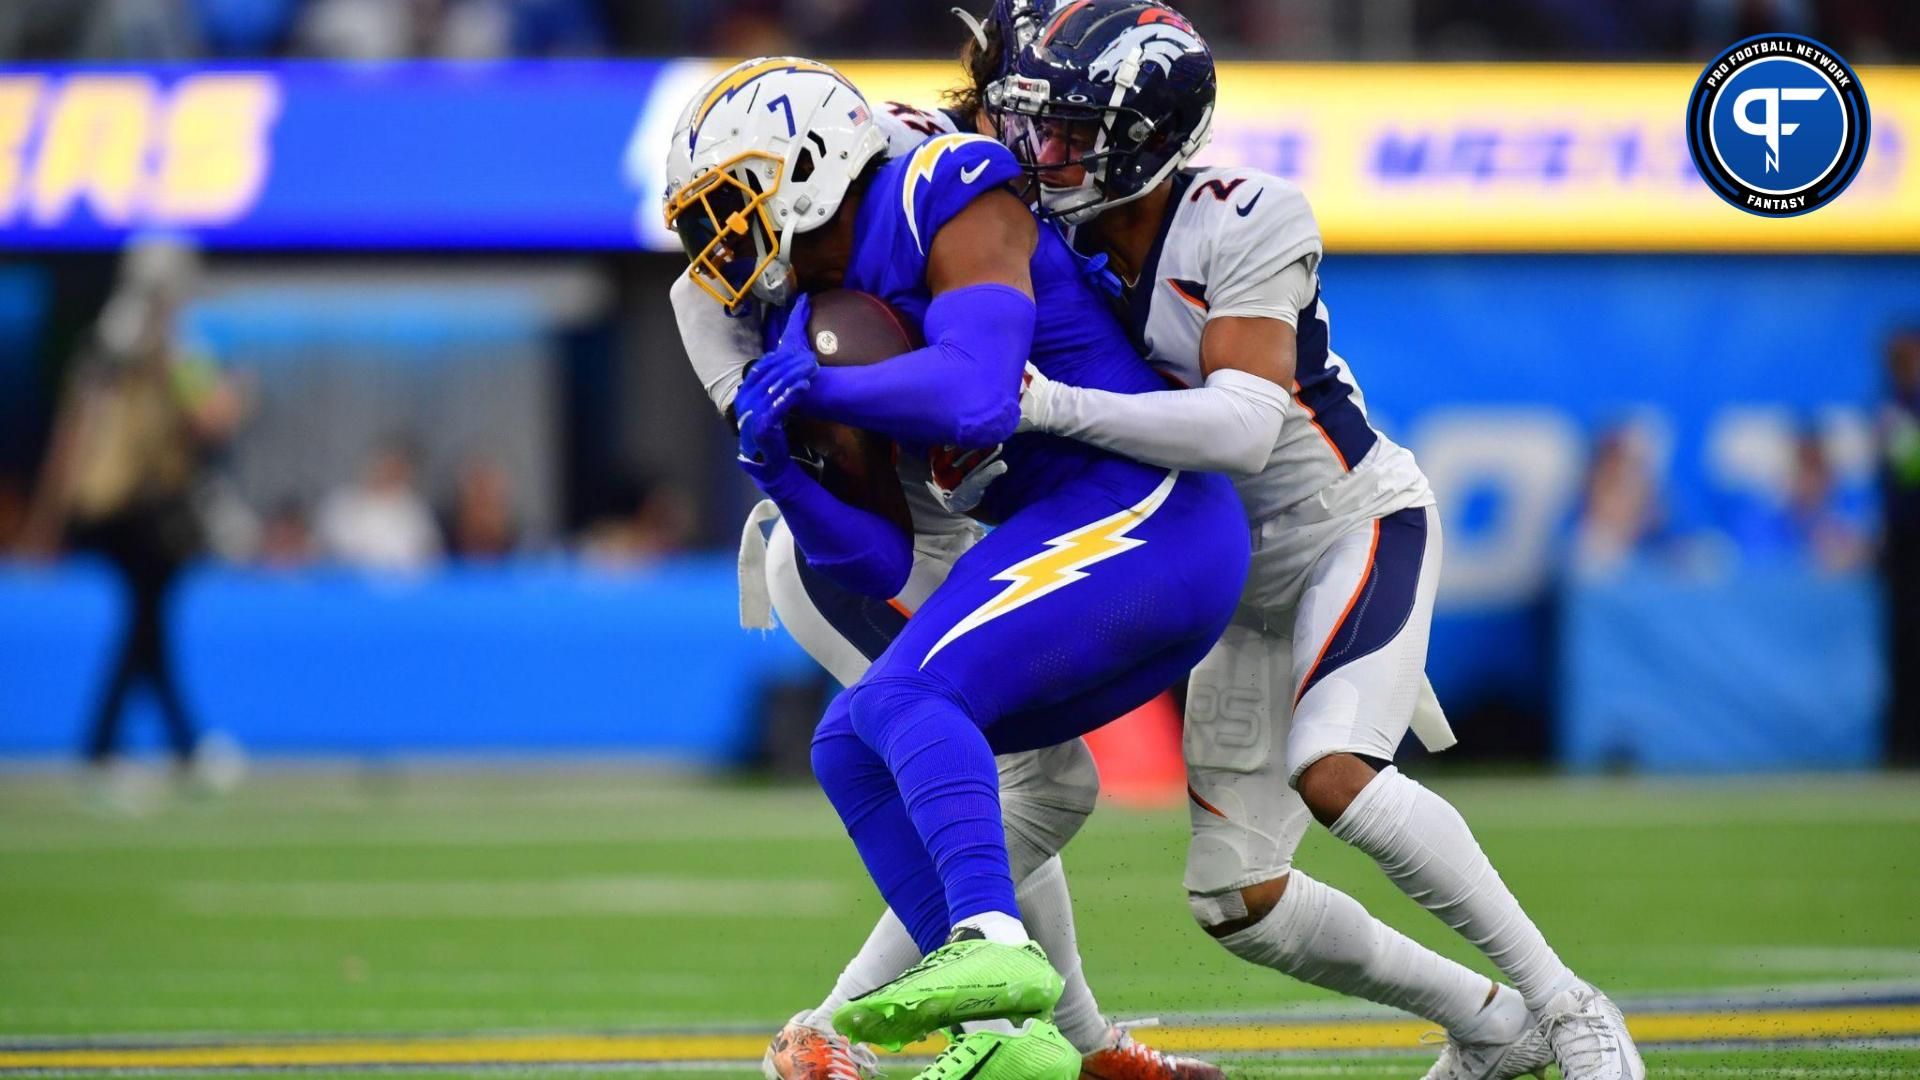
1;0;1912;63
4;241;695;578
1567;414;1879;581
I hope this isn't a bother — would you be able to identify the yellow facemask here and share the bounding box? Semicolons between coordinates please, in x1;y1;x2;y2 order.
663;152;786;310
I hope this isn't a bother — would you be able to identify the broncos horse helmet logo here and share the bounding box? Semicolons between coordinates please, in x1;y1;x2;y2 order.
1087;23;1203;83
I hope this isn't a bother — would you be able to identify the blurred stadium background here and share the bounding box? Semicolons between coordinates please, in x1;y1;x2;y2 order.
1;1;1918;1077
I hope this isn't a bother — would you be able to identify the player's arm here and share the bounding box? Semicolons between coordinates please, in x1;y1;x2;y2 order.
671;272;764;416
797;189;1038;448
744;457;913;599
1019;262;1306;476
1022;311;1297;476
1021;180;1320;476
735;336;912;600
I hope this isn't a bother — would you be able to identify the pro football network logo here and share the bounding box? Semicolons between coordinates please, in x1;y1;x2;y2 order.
1686;34;1870;217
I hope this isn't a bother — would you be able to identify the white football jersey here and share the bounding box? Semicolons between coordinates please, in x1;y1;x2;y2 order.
872;101;962;155
1114;165;1431;530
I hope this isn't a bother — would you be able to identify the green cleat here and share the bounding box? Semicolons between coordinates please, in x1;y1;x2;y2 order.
832;932;1064;1051
911;1020;1079;1080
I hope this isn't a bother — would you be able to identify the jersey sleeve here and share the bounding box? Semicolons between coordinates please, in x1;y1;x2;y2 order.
898;133;1025;256
872;100;960;157
670;272;765;415
1203;177;1323;323
1208;254;1318;328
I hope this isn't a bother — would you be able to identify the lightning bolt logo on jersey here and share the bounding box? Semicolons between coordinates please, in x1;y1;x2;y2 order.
921;471;1176;665
902;133;979;252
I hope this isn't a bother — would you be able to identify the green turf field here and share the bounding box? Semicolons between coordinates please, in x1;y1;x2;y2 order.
2;767;1918;1078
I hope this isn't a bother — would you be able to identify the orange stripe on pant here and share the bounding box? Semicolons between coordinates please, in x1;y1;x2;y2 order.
1295;518;1380;708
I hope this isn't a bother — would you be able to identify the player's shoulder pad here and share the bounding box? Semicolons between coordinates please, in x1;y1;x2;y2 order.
898;133;1024;255
1180;167;1321;284
872;100;960;157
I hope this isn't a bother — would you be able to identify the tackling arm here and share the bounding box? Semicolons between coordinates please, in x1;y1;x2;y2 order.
797;190;1038;448
671;273;763;415
1019;259;1309;476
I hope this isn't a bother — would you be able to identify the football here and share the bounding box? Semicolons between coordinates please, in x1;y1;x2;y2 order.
787;289;919;533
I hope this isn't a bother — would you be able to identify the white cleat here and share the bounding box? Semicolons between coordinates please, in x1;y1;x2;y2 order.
763;1013;881;1080
1538;984;1644;1080
1420;1021;1553;1080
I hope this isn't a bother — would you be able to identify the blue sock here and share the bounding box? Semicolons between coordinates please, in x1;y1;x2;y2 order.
845;674;1018;952
811;695;950;952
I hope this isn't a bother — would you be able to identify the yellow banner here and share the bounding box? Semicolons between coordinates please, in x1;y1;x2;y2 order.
830;61;1920;253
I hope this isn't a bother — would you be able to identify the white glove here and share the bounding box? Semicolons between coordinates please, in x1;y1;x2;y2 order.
926;444;1009;514
1016;362;1058;435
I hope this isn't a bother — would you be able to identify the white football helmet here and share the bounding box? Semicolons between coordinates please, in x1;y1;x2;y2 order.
661;68;718;209
662;57;888;309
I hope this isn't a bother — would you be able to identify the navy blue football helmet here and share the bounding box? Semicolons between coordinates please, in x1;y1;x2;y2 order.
986;0;1215;223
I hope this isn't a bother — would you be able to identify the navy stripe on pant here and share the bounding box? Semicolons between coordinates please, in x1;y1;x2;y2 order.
1296;506;1427;705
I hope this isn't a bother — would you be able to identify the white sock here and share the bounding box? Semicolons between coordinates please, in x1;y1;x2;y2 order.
1015;856;1107;1054
955;909;1030;946
959;1018;1024;1036
1329;766;1579;1011
1457;984;1532;1046
1216;868;1499;1036
805;910;922;1031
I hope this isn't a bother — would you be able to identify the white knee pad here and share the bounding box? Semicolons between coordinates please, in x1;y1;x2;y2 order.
997;738;1100;880
1183;622;1313;899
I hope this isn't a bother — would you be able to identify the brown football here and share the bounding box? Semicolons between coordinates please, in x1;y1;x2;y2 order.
786;289;921;534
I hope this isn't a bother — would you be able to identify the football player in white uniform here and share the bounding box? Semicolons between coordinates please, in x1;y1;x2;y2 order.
986;4;1644;1080
663;58;1224;1080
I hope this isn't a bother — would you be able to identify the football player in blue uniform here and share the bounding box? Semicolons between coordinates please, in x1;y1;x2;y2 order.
664;58;1250;1080
665;46;1230;1080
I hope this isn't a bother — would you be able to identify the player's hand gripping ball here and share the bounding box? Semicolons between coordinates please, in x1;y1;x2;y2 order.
735;353;809;472
738;290;920;531
737;295;821;467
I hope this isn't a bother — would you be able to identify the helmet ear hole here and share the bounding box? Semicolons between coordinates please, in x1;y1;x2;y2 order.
792;130;830;184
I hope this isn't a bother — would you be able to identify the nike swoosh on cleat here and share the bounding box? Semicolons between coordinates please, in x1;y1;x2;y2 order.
960;160;990;183
1235;189;1263;216
957;1042;1001;1080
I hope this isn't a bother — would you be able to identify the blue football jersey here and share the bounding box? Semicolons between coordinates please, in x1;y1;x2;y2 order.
841;133;1169;521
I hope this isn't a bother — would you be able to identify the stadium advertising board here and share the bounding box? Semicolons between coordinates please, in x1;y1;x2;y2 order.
0;60;1913;251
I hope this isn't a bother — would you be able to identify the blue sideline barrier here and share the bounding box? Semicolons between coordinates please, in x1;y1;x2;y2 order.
1557;568;1885;772
4;558;1892;771
0;561;124;753
0;557;814;762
